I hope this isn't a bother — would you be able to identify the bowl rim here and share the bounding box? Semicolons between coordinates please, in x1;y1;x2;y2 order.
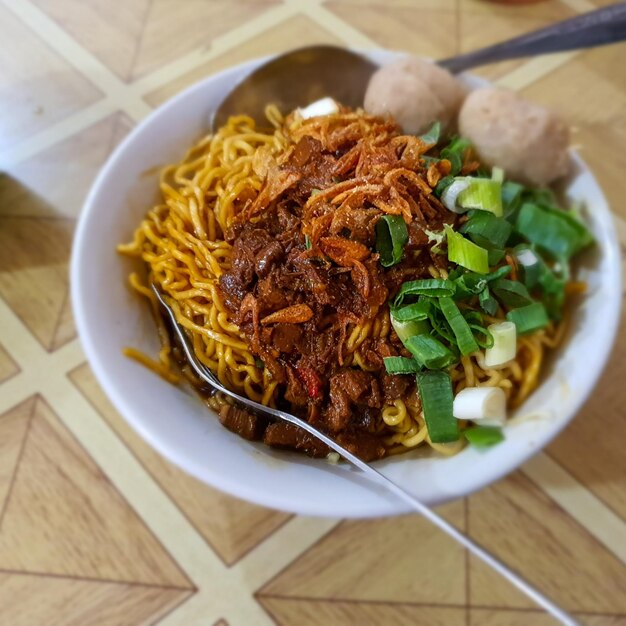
71;50;623;517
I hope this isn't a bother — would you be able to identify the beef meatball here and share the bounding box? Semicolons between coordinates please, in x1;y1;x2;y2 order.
459;87;570;186
364;56;466;135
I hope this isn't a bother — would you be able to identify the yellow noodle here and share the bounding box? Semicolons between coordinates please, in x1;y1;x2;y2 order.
120;107;566;457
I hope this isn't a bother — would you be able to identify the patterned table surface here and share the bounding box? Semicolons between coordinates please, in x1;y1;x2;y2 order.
1;0;625;624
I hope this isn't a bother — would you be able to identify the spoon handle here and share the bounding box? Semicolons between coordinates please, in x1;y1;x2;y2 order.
439;2;626;74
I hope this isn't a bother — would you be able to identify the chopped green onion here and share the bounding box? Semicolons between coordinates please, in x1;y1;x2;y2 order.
454;387;506;426
254;358;265;370
441;137;472;176
304;235;312;250
429;311;457;346
438;297;479;356
561;206;594;250
417;371;459;443
394;278;456;306
375;215;409;267
390;315;430;346
453;273;487;299
405;335;457;370
491;278;533;309
487;265;514;282
453;265;511;299
445;225;489;274
391;299;433;322
485;321;517;367
516;203;588;261
479;286;499;316
459;211;512;249
419;121;441;145
383;356;422;374
514;245;567;320
506;302;549;335
502;181;524;221
441;180;471;213
457;178;503;217
463;425;504;448
434;175;455;197
310;188;322;197
488;249;506;265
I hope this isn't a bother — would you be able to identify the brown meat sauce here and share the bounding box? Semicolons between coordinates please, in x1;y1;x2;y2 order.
216;110;454;461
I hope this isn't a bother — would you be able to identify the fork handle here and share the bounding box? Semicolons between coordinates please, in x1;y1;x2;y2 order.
287;416;579;626
152;283;577;625
438;2;626;74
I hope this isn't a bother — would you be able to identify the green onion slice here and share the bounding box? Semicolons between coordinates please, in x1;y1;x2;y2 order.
394;278;456;306
405;335;458;370
464;426;504;448
417;370;459;443
502;181;524;221
488;249;505;266
457;178;503;217
445;225;489;275
460;210;512;249
491;278;533;309
441;137;472;176
376;214;409;268
391;299;433;322
419;121;441;146
390;315;430;346
516;203;589;261
383;356;422;374
434;175;455;198
506;302;550;335
479;286;499;316
439;297;479;356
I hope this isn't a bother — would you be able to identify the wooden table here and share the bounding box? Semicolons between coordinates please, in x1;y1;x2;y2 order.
0;0;625;624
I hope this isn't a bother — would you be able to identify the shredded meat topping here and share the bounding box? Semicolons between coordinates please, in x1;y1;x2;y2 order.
218;109;454;461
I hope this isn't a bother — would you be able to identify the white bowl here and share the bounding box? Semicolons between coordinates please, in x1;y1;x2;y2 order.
72;50;622;517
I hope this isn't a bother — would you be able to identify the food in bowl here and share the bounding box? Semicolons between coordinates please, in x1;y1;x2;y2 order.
118;59;593;463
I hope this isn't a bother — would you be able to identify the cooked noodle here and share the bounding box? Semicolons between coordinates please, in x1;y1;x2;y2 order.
119;106;565;457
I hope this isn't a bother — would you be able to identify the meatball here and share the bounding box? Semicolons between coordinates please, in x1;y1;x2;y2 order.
458;87;570;186
364;56;466;135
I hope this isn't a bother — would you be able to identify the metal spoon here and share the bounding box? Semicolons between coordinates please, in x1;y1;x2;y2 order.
151;283;578;626
211;1;626;130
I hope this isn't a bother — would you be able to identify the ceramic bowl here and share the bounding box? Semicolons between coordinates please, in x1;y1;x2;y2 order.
71;50;621;517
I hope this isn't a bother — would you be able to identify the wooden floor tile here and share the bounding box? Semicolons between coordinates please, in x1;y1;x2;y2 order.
547;312;626;521
0;217;74;351
325;2;457;59
30;0;153;82
2;112;133;220
259;597;466;626
0;396;192;588
0;343;19;384
145;14;343;108
0;398;34;516
133;0;281;81
0;571;192;626
0;4;102;151
260;502;466;605
69;363;292;566
468;472;626;613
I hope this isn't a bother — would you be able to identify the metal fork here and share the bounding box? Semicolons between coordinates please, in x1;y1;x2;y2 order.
151;283;578;626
